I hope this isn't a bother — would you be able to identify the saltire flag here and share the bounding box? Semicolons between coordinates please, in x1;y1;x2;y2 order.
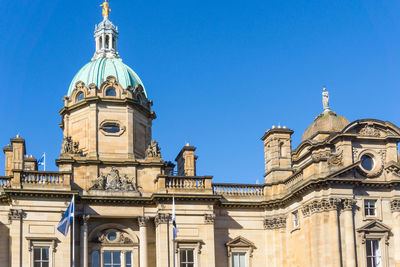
172;196;178;239
57;195;75;236
37;153;45;166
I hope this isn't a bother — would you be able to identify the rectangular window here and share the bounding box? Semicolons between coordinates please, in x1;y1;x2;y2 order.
180;249;194;267
366;239;382;267
33;247;49;267
232;253;246;267
365;200;377;217
103;251;121;267
125;252;132;267
292;211;299;228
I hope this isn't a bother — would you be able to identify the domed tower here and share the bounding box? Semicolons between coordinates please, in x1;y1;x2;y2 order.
57;4;157;190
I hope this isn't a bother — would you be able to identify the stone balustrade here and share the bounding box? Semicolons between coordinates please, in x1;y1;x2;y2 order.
155;175;213;193
212;183;264;196
14;171;72;190
0;176;11;189
284;172;303;190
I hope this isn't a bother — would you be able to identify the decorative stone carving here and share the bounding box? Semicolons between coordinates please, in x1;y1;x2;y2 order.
359;125;381;137
89;167;139;192
311;150;330;163
145;140;161;159
61;136;82;155
226;236;256;257
98;230;133;244
138;216;149;227
155;213;170;227
385;163;400;176
357;220;391;245
328;150;343;166
342;199;357;211
391;200;400;212
302;198;340;216
8;209;24;222
264;215;286;229
204;213;215;224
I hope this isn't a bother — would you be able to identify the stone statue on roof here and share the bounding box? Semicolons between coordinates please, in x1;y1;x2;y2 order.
100;0;111;19
322;86;330;112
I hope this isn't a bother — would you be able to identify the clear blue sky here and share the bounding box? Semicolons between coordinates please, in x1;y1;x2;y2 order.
0;0;399;183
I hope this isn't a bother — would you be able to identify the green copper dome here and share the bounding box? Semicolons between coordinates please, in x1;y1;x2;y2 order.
68;57;146;97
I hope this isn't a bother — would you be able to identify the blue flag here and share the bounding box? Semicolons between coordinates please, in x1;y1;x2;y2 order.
57;196;74;236
172;196;178;239
37;153;45;166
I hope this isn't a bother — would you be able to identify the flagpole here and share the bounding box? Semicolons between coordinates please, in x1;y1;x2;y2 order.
72;194;75;267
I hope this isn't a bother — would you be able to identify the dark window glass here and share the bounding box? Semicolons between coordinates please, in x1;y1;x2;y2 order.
33;247;50;267
101;124;120;133
180;249;194;267
126;252;132;267
92;251;100;267
361;155;374;171
76;92;84;102
366;239;381;267
106;88;117;96
107;232;117;241
103;251;121;267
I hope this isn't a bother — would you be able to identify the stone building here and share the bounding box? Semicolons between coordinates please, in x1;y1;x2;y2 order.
1;2;400;267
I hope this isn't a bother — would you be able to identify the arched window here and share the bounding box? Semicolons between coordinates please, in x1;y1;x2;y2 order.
76;92;84;102
105;35;109;49
105;88;117;96
279;143;284;157
99;36;103;49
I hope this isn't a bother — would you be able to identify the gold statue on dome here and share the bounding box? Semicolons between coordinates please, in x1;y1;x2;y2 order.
100;0;111;18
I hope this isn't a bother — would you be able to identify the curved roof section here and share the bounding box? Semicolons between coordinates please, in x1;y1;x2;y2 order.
68;57;145;97
302;111;350;142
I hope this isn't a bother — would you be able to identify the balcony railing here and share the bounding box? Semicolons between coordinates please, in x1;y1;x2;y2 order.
155;175;212;193
212;183;264;196
0;176;11;189
284;172;303;190
22;171;65;185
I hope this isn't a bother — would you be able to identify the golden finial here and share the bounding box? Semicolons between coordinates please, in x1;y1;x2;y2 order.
100;0;111;19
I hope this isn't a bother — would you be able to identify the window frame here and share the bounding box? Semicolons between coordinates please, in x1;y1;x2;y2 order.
363;198;382;220
175;240;203;267
27;238;58;267
231;252;246;267
292;211;299;228
179;248;195;267
226;236;256;267
364;200;377;218
365;239;382;267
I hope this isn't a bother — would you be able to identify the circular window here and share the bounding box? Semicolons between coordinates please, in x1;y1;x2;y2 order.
361;154;374;171
107;232;117;241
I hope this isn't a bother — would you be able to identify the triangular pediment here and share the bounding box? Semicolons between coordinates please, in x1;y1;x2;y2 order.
226;236;256;249
357;220;391;233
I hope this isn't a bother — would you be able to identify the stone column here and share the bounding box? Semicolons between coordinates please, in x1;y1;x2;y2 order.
328;199;341;267
343;199;357;267
155;214;170;267
391;200;400;267
80;215;90;267
204;214;216;266
8;209;23;267
138;216;149;267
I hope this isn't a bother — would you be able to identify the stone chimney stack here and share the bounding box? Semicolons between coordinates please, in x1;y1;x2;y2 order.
10;135;26;171
175;143;197;176
261;126;293;183
3;145;13;176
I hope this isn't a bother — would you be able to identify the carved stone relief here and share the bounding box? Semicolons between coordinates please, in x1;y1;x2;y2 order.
89;167;140;192
264;215;286;229
155;213;170;227
61;136;82;155
145;140;161;159
391;200;400;212
301;198;340;217
204;213;215;224
359;124;381;137
97;230;134;245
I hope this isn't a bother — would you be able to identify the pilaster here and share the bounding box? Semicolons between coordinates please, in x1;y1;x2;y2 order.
342;199;357;267
391;199;400;267
138;216;149;267
155;213;170;267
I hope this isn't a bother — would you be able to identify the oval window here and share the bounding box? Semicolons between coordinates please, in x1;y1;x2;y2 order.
106;88;117;96
76;92;84;102
101;123;120;133
107;232;117;241
361;154;374;171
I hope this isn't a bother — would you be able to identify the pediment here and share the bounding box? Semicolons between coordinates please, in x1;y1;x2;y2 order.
357;220;391;233
226;236;256;249
341;120;400;138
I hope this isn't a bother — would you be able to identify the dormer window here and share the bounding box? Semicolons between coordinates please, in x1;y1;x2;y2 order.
76;92;84;102
106;88;117;96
